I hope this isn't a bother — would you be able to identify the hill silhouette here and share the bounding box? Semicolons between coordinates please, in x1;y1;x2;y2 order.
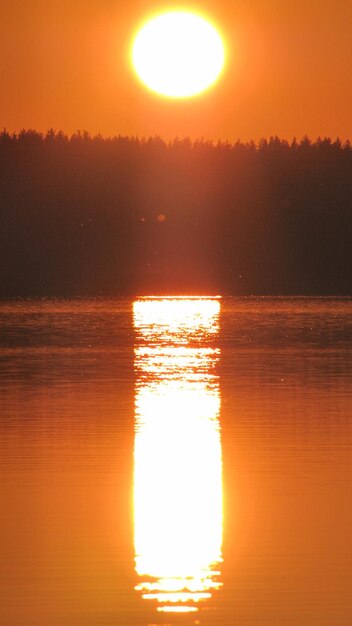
0;130;351;296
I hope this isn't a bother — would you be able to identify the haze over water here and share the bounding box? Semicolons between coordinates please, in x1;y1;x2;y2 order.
0;297;351;626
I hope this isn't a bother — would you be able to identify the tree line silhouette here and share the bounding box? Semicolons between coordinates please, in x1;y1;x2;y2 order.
0;130;351;296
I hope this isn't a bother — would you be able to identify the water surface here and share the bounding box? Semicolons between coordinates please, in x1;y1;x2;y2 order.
0;297;351;626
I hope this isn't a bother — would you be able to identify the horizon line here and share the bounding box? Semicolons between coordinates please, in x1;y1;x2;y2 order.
1;128;351;147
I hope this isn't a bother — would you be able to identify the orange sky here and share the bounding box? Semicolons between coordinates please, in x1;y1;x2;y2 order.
1;0;351;142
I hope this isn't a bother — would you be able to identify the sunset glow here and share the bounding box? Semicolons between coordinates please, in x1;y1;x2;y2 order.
132;12;225;98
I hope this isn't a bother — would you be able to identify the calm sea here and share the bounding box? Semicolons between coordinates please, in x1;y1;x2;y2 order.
0;297;351;626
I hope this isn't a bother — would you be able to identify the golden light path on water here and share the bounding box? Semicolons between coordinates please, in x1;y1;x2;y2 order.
133;297;223;615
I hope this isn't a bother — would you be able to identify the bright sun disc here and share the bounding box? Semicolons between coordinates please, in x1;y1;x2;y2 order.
132;11;225;98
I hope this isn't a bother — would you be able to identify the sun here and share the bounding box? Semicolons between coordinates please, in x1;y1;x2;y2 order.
131;11;225;98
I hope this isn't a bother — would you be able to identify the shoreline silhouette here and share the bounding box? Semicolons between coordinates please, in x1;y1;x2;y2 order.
1;130;351;297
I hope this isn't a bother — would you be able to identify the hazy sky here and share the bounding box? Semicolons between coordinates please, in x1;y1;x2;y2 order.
1;0;351;141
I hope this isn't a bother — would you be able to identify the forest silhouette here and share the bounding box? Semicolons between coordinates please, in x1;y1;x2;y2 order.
0;130;351;296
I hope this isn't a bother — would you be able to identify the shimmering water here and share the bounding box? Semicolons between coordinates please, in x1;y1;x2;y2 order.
0;297;351;626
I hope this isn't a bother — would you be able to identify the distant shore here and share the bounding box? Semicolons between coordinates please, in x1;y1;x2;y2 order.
1;131;351;296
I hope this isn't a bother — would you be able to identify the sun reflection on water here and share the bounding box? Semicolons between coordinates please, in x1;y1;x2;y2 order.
133;297;223;615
